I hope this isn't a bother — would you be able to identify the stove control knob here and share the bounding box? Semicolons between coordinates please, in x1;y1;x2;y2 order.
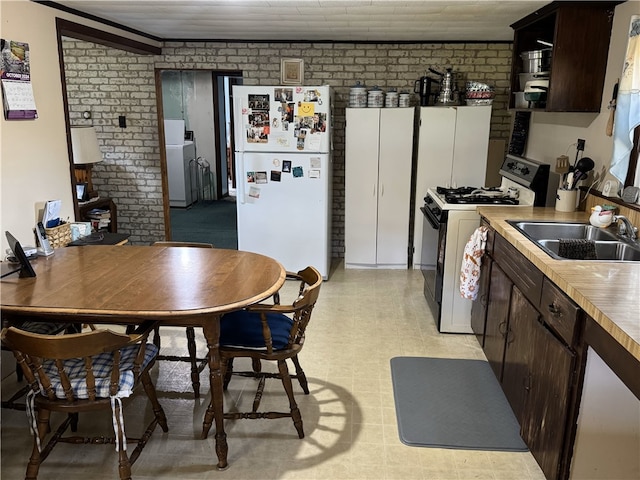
434;207;441;216
426;197;433;205
507;162;516;170
521;167;530;175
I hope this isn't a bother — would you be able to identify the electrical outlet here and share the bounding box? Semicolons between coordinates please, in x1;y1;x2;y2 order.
577;139;585;151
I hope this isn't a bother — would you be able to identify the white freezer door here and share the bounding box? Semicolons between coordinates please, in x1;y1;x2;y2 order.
233;85;331;153
235;151;331;278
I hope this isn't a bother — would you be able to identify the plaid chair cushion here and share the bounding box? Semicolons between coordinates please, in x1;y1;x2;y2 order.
16;321;71;335
39;343;158;399
220;310;293;350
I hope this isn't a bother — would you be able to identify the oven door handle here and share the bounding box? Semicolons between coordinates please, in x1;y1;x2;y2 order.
421;207;440;230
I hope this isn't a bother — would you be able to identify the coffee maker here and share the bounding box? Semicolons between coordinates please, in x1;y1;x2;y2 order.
414;75;437;106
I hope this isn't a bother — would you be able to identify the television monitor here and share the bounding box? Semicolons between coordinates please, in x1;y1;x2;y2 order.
4;231;36;278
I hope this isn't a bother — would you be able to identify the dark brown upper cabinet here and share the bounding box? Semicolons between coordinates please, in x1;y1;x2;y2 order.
509;1;621;112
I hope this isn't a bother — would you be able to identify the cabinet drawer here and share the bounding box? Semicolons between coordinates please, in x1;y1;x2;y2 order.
494;234;543;306
540;278;580;346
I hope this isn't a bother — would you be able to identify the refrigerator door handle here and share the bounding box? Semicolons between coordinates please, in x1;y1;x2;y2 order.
237;151;245;204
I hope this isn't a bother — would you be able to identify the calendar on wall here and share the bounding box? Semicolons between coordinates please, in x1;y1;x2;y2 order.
1;39;37;120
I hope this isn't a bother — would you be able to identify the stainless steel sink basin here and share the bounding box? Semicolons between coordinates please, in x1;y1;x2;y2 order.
507;220;640;262
508;221;618;241
538;239;640;261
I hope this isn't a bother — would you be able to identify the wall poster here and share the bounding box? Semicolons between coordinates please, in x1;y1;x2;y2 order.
1;39;38;120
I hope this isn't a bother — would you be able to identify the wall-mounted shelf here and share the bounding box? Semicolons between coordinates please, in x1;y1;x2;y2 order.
509;1;620;113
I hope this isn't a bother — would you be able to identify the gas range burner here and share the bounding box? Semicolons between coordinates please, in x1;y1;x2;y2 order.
445;194;520;205
436;186;502;195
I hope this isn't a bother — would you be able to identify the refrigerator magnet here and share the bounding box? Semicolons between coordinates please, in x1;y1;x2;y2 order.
309;169;320;179
271;171;282;182
298;102;315;116
292;166;304;178
310;157;321;168
272;158;280;167
246;171;256;183
248;186;260;199
255;172;268;184
282;160;292;173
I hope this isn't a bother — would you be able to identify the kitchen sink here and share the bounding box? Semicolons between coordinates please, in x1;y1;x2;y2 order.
538;239;640;261
507;220;640;262
508;221;619;241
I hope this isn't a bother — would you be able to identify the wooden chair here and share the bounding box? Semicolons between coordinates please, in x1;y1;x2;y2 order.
1;320;74;410
1;322;168;480
216;266;322;439
151;241;213;397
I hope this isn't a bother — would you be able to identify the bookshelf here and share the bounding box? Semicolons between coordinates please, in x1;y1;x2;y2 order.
78;197;117;233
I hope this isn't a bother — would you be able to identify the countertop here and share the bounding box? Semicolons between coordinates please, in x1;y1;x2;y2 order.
477;206;640;362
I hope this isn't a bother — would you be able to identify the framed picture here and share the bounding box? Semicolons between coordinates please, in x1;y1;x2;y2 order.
76;182;89;201
281;58;304;85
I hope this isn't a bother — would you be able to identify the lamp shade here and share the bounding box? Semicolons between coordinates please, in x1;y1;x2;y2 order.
70;126;103;165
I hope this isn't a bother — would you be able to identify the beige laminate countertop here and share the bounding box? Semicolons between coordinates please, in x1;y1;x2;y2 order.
477;206;640;362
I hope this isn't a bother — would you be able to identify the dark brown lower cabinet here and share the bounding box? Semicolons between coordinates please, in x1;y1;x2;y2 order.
470;255;492;347
478;226;583;480
502;287;575;480
483;263;512;381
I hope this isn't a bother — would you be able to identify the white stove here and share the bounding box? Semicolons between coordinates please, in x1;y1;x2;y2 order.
420;155;560;333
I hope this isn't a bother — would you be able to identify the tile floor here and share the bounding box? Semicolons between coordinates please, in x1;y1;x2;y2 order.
1;264;546;479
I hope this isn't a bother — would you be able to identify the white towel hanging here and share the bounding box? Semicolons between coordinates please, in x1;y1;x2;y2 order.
460;226;488;300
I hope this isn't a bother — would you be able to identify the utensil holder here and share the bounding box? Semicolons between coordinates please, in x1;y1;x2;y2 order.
555;189;578;212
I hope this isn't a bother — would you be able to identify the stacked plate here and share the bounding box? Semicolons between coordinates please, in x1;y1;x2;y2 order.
465;81;494;106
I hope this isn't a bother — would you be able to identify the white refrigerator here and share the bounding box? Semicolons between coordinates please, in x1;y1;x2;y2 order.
233;85;332;279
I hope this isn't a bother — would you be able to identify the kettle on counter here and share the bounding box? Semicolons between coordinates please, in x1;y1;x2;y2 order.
430;67;461;105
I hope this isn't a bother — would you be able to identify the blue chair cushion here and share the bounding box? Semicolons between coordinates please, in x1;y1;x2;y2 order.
220;310;293;350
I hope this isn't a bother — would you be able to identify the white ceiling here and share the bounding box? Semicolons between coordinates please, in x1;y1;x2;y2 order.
51;0;550;42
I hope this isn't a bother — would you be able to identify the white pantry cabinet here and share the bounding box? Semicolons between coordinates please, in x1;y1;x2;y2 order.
413;105;491;268
344;107;415;268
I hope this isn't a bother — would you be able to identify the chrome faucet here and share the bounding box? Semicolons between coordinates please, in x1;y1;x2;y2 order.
612;215;638;241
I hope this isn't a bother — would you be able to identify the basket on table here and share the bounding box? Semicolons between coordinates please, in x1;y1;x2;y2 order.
45;222;72;249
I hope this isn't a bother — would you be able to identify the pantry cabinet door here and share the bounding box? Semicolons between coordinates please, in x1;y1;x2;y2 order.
345;108;381;266
376;108;414;266
450;106;491;187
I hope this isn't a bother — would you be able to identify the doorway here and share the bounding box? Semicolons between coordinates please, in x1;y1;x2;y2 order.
157;70;242;248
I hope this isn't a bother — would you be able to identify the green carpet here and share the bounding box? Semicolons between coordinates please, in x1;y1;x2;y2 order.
170;199;237;249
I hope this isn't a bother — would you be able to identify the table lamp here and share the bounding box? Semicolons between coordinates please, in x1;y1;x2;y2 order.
71;126;103;199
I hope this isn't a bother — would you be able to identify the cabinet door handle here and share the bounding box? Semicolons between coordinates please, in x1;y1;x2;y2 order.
498;321;508;337
480;294;488;307
523;373;532;392
548;302;563;317
380;184;384;196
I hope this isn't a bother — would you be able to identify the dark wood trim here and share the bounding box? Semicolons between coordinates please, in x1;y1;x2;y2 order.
153;69;171;241
624;125;639;188
55;19;79;222
581;187;640;214
212;73;224;200
583;316;640;399
37;1;163;43
510;1;622;29
55;18;161;55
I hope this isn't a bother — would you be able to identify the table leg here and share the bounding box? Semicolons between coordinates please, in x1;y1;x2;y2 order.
200;318;228;470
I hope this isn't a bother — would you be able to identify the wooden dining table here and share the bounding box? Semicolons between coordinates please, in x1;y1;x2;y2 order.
0;245;286;470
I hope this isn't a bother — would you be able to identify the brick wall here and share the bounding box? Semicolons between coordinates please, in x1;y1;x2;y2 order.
63;39;163;243
63;39;513;252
